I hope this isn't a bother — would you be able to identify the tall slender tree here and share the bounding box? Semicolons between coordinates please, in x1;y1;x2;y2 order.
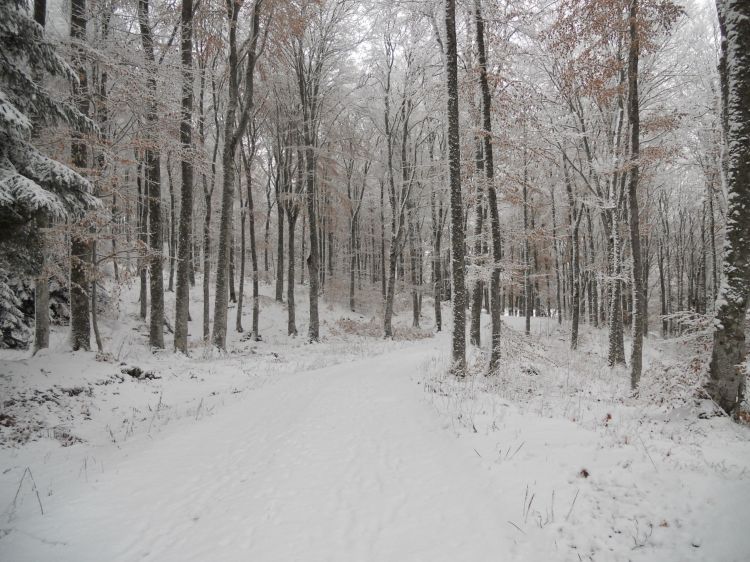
212;0;262;350
174;0;195;354
474;0;503;370
445;0;466;373
138;0;165;349
70;0;91;351
626;0;645;389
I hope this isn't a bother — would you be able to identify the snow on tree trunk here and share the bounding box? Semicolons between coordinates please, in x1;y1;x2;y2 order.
707;0;750;415
445;0;466;373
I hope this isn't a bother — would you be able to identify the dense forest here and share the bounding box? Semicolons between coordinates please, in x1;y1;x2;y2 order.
1;0;749;406
2;0;750;559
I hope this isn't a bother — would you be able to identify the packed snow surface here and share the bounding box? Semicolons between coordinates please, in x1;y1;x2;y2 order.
1;286;749;561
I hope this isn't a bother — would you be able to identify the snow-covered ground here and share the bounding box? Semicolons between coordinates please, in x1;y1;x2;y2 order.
1;281;749;561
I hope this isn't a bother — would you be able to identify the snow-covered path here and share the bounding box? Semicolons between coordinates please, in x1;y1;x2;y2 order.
3;344;511;562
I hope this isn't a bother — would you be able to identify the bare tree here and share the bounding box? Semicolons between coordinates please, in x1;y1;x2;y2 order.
445;0;466;373
174;0;195;354
138;0;165;349
212;0;262;350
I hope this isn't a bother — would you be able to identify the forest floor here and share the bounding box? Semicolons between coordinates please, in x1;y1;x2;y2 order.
0;281;749;561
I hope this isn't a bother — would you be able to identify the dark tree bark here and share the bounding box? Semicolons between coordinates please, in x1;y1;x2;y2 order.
167;156;176;292
626;0;645;389
242;146;261;339
229;234;236;304
445;0;466;373
70;0;91;352
380;179;386;300
474;0;503;370
138;159;148;321
237;184;247;333
565;158;583;350
212;0;261;349
469;137;484;347
174;0;194;354
608;216;626;366
382;35;404;339
199;57;218;342
431;187;446;333
138;0;165;349
707;0;750;415
523;154;532;336
585;207;598;327
275;178;284;302
32;0;49;354
284;138;304;336
551;186;562;326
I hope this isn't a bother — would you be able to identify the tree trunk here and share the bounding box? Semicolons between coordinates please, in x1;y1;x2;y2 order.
174;0;194;353
212;0;260;349
707;173;719;304
523;157;532;336
138;160;148;321
565;159;582;350
474;0;503;370
301;211;306;285
229;234;237;304
445;0;466;373
275;190;284;301
626;0;645;389
707;0;750;415
380;179;386;299
469;140;484;347
167;156;176;292
138;0;165;349
243;150;261;339
32;0;50;354
349;215;357;311
608;215;626;366
551;187;562;325
236;199;246;333
408;201;420;328
287;209;299;335
203;188;212;341
91;242;103;353
70;0;91;352
33;215;50;353
302;123;320;341
431;190;444;333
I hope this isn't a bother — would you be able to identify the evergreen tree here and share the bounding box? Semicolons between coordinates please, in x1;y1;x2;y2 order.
0;0;96;349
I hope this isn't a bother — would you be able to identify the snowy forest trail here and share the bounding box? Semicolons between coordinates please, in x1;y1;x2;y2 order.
2;341;511;562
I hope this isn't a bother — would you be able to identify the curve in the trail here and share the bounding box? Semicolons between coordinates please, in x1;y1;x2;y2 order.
2;343;511;562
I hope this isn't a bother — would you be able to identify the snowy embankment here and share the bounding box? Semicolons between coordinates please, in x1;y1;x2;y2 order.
1;283;749;561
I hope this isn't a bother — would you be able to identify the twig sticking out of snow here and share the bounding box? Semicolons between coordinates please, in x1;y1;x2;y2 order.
565;489;579;521
8;467;44;520
636;432;658;472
